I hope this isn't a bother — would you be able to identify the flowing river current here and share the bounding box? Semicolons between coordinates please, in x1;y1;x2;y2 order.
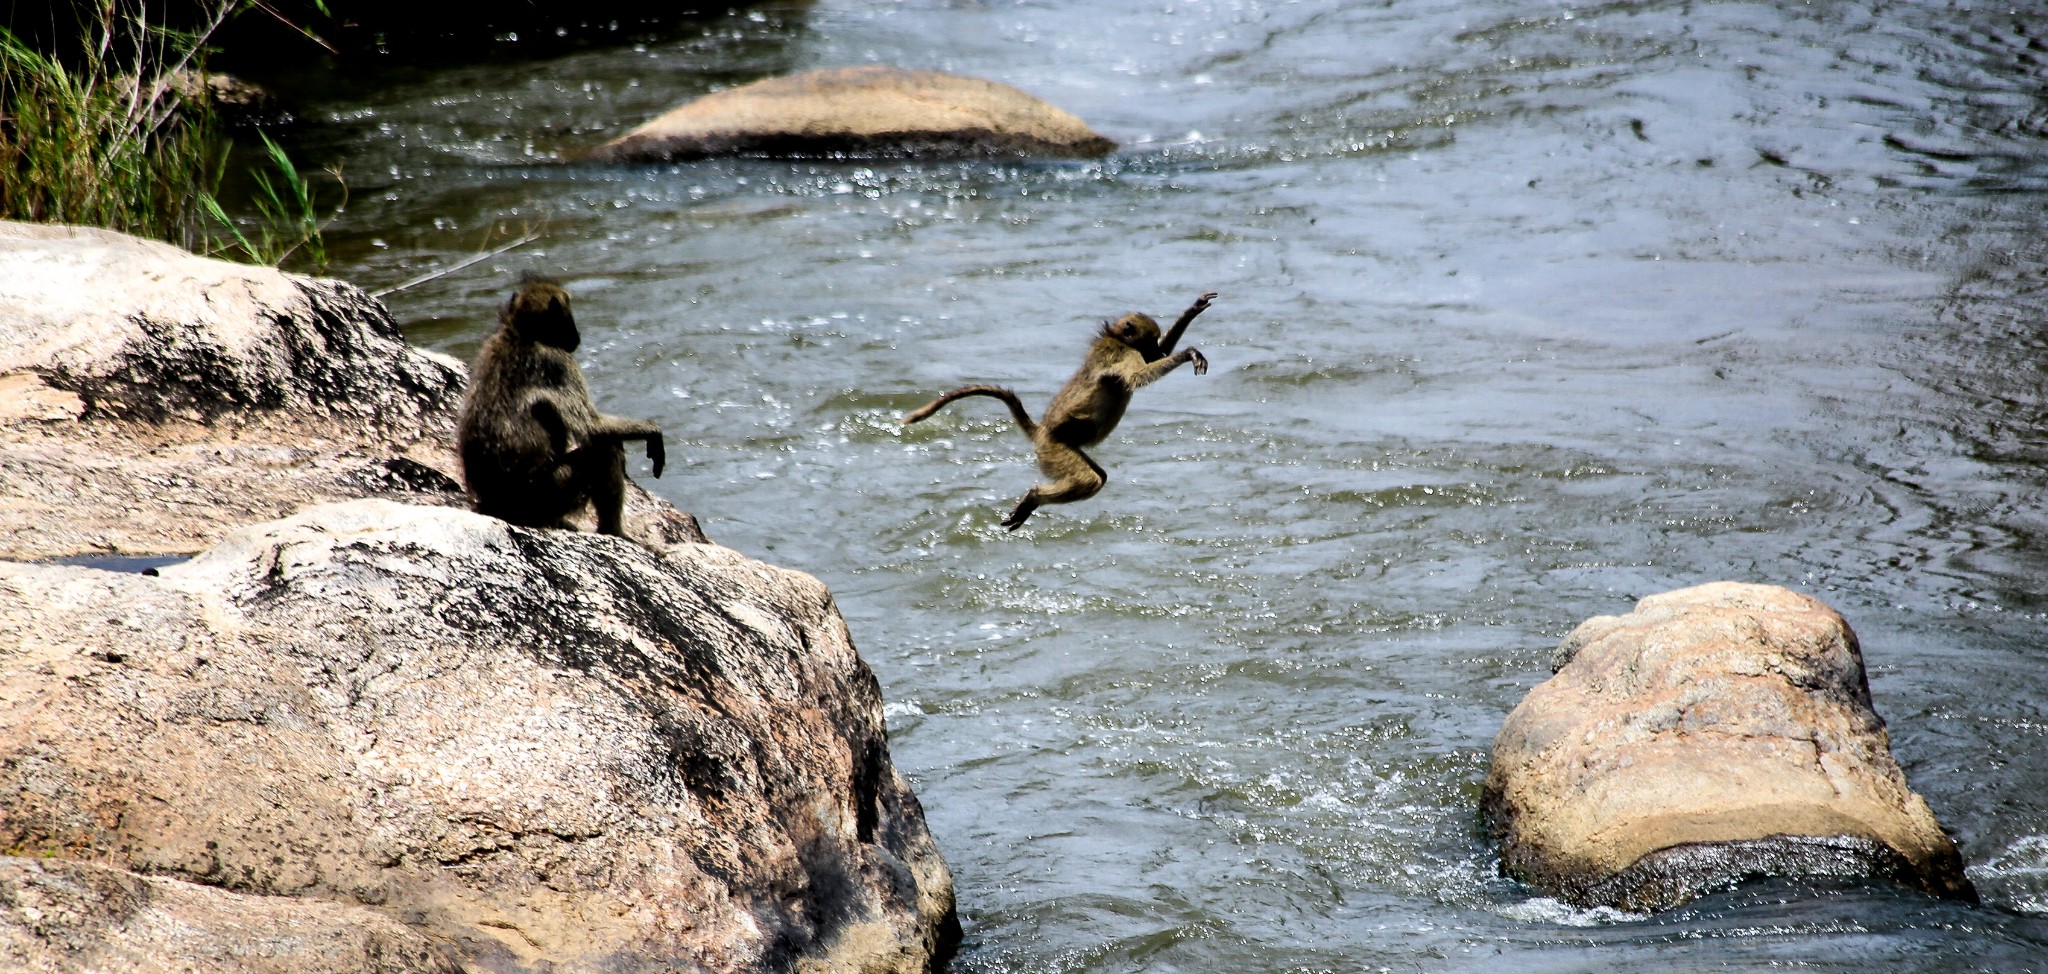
246;0;2048;968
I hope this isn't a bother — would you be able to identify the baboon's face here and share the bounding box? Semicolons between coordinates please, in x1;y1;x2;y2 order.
1104;313;1164;361
503;283;581;351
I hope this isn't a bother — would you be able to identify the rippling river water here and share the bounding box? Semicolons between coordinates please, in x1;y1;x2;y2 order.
246;0;2048;968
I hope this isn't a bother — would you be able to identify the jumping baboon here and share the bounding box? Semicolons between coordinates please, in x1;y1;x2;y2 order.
456;275;665;536
904;291;1217;530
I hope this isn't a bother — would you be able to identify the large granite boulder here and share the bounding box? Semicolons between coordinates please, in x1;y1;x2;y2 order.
1483;582;1975;911
0;221;698;559
0;222;952;970
585;66;1116;163
0;499;957;972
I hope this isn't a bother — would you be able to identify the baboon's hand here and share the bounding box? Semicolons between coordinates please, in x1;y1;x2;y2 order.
646;435;666;478
1189;348;1209;375
1193;290;1218;311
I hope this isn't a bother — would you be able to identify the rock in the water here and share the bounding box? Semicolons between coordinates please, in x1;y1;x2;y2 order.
0;499;957;973
163;69;284;126
1483;582;1975;911
586;66;1116;163
0;221;939;970
0;221;702;559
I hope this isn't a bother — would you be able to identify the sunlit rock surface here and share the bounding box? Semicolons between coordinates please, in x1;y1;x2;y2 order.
0;222;451;428
0;501;957;973
0;856;456;974
0;221;699;559
586;66;1116;163
1484;582;1975;911
0;223;953;970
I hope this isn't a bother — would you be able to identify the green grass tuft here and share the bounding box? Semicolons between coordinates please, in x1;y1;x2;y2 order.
202;130;344;271
0;2;337;268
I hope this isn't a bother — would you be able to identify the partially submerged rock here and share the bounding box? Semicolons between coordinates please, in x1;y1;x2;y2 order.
0;499;957;972
163;70;284;125
0;221;699;559
1483;582;1975;911
586;66;1116;163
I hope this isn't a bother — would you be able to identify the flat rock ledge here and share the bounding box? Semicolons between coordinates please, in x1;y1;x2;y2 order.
585;66;1116;163
1483;582;1975;912
0;500;957;973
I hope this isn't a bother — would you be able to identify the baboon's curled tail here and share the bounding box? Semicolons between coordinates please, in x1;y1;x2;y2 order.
902;385;1039;439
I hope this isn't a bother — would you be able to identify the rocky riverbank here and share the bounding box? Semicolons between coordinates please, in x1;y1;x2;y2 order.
0;222;955;973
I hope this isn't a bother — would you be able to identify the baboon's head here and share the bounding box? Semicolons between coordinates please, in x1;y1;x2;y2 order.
502;276;579;351
1102;312;1164;361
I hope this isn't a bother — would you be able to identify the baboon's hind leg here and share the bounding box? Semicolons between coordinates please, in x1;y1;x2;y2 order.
1002;444;1107;531
592;442;630;536
554;440;629;536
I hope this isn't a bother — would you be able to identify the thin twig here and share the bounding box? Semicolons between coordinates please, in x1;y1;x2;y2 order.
372;231;543;298
130;0;241;142
249;0;337;54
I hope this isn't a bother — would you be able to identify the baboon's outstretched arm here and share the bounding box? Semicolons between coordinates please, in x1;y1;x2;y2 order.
1126;347;1209;390
1158;290;1218;355
593;415;665;478
528;398;664;477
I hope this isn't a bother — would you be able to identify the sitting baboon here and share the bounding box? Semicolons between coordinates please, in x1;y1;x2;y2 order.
904;291;1216;529
456;275;665;536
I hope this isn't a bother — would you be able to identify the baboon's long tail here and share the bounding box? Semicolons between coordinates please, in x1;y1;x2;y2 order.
902;385;1038;438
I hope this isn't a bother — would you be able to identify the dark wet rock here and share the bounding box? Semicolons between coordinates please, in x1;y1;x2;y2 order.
0;499;957;973
585;66;1116;163
1483;582;1975;912
0;221;701;559
6;1;763;64
202;0;769;60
